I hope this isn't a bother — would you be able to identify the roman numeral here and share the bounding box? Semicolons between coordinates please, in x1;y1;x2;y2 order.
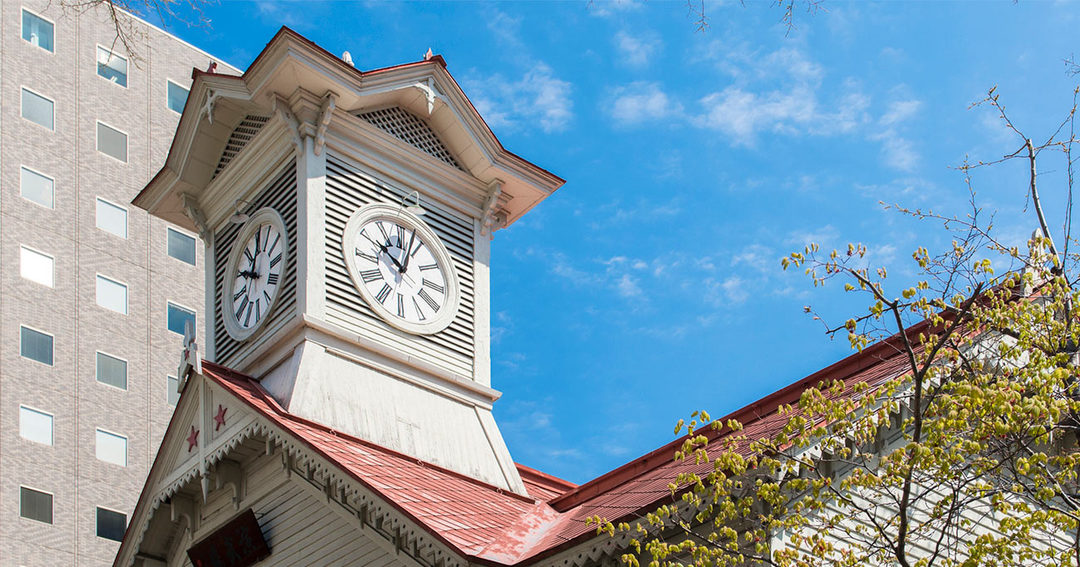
254;298;262;322
395;225;406;247
410;239;423;257
422;279;445;294
412;297;427;321
233;289;245;301
235;296;249;320
355;248;377;263
375;284;391;304
419;263;438;271
360;269;382;283
396;294;405;317
269;253;282;268
268;232;281;255
243;302;253;326
243;248;255;264
376;222;390;243
253;226;262;254
263;290;272;304
418;289;440;312
267;273;279;286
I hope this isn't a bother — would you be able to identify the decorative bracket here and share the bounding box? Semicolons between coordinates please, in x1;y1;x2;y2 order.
177;320;202;393
201;88;220;125
413;78;446;115
314;92;338;156
273;95;302;149
481;180;507;238
214;459;243;510
170;495;198;534
180;193;211;243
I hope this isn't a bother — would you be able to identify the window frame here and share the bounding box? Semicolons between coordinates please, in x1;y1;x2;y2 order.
94;427;128;467
18;404;54;446
95;506;127;541
95;274;128;315
21;7;55;54
19;486;53;524
19;245;54;288
95;44;128;88
19;325;53;366
95;120;128;163
166;79;190;114
95;350;128;391
19;165;55;209
166;301;197;336
95;196;128;238
20;86;54;131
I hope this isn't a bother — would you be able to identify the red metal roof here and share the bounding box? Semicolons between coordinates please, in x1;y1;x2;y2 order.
201;332;913;565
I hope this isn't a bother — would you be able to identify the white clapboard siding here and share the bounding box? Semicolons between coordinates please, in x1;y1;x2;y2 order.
325;154;476;377
213;158;299;367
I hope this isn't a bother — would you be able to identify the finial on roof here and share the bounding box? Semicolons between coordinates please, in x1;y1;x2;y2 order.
207;61;218;73
342;51;354;66
424;48;434;61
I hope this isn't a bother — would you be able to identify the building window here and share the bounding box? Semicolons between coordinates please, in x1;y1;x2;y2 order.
167;375;180;406
21;87;54;130
20;246;53;288
19;406;53;446
96;352;127;390
20;487;52;524
96;198;127;238
21;9;54;52
96;121;127;162
167;227;197;265
167;302;195;335
95;429;127;467
96;275;127;315
20;326;53;366
167;80;189;114
96;507;126;541
20;166;54;209
96;46;127;87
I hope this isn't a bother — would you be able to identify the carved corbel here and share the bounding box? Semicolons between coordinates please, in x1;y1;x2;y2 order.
201;88;220;125
273;95;302;149
214;459;243;510
314;92;338;156
176;320;202;393
481;180;507;238
180;193;211;242
413;78;446;115
171;495;198;533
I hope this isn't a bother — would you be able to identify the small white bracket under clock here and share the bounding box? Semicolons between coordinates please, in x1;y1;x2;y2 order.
273;95;302;148
481;180;509;237
314;92;337;155
180;193;212;242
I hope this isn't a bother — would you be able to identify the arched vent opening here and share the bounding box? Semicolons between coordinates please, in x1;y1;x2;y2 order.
356;107;463;171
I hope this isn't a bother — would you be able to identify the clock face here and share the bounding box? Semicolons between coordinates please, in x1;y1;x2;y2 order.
342;204;458;335
222;208;288;340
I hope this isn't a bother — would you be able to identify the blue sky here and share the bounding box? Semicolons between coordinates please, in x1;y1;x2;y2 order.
158;1;1080;483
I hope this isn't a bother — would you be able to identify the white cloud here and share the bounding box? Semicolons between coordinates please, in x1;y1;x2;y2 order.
616;274;643;298
876;132;919;171
588;0;643;17
467;63;573;134
700;85;816;143
880;99;922;127
611;82;681;126
614;31;661;67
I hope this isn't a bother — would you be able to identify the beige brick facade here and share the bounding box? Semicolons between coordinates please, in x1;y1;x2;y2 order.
0;3;236;564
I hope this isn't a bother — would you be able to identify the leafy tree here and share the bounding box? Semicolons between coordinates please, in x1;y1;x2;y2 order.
591;87;1080;567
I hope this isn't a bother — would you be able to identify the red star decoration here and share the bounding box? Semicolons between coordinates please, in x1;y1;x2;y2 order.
214;405;228;431
186;425;199;452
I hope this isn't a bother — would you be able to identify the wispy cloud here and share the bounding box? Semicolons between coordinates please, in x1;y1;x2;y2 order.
468;63;574;133
610;82;682;126
614;30;661;67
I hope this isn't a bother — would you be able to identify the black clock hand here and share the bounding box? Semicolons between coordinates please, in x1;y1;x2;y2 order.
383;247;406;272
401;229;417;272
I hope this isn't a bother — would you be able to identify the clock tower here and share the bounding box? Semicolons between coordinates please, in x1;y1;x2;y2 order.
134;28;563;494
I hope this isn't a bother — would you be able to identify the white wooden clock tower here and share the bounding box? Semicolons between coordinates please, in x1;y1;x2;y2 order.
134;28;563;494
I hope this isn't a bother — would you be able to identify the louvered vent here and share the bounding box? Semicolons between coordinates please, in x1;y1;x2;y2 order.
325;154;475;377
213;159;298;366
357;107;463;170
214;115;271;177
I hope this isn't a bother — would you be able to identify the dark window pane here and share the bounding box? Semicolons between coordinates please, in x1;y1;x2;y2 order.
96;507;126;541
167;303;195;335
20;487;52;524
20;326;53;365
167;228;196;265
21;10;53;52
96;352;127;390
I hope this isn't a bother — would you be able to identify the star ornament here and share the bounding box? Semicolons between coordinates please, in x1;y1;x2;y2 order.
214;405;228;431
187;425;199;452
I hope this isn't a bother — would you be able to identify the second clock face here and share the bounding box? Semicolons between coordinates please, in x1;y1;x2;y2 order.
228;215;285;334
342;204;459;335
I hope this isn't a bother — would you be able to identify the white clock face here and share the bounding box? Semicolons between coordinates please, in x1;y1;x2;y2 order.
222;209;288;340
342;204;458;335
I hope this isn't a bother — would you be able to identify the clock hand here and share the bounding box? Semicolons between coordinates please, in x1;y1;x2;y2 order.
401;229;417;273
380;240;407;272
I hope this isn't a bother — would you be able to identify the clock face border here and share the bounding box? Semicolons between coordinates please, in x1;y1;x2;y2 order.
221;207;290;342
341;203;461;336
